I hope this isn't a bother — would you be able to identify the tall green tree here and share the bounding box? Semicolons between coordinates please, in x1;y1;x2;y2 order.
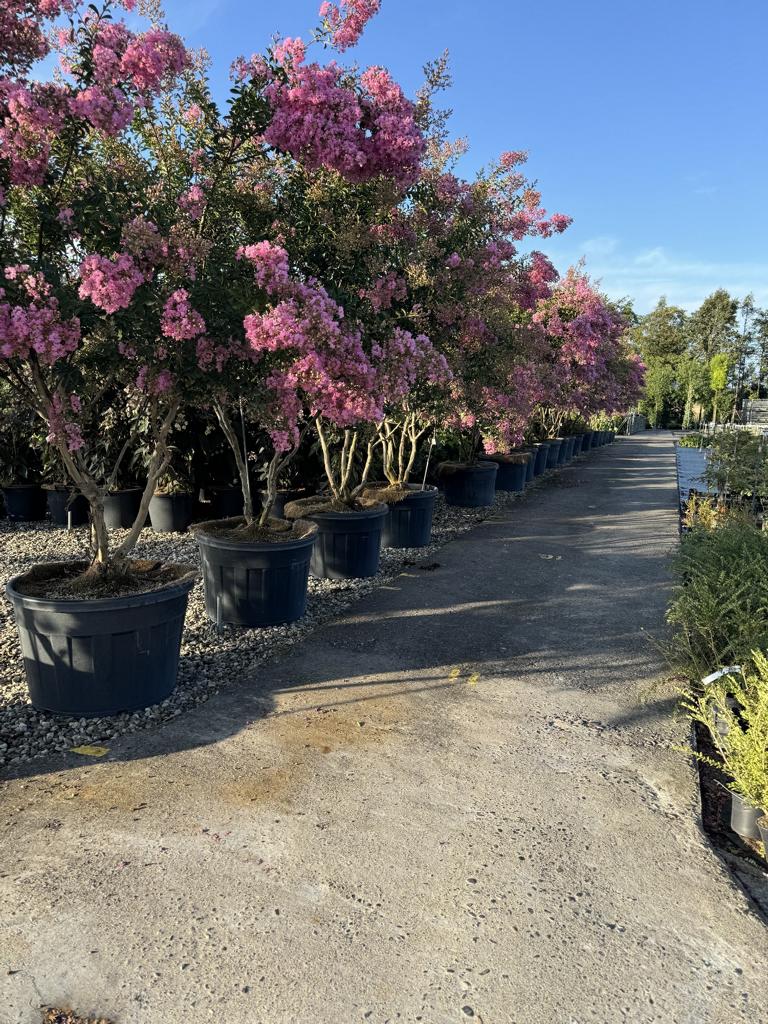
632;298;688;426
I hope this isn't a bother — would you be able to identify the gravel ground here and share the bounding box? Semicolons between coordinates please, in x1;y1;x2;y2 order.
0;473;558;769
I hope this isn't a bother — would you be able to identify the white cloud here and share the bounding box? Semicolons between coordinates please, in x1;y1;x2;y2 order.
540;240;768;314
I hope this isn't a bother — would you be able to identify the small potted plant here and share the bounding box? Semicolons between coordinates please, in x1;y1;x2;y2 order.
149;467;196;533
682;654;768;841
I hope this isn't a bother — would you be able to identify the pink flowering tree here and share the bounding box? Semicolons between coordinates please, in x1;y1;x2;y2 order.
530;267;644;435
0;0;211;576
399;148;571;459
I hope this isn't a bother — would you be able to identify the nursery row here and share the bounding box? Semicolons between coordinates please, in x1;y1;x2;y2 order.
0;435;614;767
1;0;641;743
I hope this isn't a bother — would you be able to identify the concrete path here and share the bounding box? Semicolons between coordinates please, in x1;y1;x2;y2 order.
1;433;766;1024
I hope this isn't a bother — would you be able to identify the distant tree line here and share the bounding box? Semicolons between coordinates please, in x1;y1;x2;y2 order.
631;290;768;428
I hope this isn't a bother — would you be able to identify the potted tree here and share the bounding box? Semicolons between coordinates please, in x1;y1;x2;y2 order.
1;0;210;715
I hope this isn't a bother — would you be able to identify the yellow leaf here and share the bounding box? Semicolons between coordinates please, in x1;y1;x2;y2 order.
70;745;109;757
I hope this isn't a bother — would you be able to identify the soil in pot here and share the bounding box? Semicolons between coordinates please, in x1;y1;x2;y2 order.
483;453;529;493
2;484;47;522
103;488;143;530
437;461;498;507
362;482;438;548
193;516;317;627
149;492;195;533
45;487;90;527
6;560;197;717
284;496;387;579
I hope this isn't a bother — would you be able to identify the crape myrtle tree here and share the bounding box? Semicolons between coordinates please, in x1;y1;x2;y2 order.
529;267;645;435
401;143;572;462
0;0;208;576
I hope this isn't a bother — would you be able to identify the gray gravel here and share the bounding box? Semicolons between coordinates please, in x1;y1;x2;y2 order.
0;475;561;769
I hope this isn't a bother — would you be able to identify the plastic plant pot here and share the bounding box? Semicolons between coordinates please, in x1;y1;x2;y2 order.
532;443;550;476
730;792;762;840
522;449;536;483
571;434;584;456
103;489;143;530
485;455;529;493
562;437;576;462
545;440;562;469
382;485;438;548
45;488;89;527
2;485;46;522
582;430;595;451
305;503;388;579
149;492;195;533
440;462;499;508
194;519;317;626
6;563;196;717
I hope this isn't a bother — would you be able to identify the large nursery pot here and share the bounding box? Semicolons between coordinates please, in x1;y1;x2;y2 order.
2;484;46;522
103;488;143;529
485;453;529;493
730;792;763;840
45;486;89;527
571;434;585;456
582;430;594;451
555;438;569;466
562;437;576;462
369;483;437;548
193;517;317;626
522;448;536;483
532;442;550;476
5;562;197;717
545;440;562;469
439;461;498;508
149;492;195;533
286;498;388;580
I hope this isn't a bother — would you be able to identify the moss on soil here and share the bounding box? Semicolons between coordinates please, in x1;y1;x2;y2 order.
283;495;383;519
193;516;317;543
14;559;196;601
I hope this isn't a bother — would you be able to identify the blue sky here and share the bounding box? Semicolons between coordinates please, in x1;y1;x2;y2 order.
162;0;768;315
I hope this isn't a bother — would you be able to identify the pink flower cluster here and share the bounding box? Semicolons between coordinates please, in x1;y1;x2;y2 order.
46;391;84;451
179;184;206;221
264;61;424;187
319;0;380;51
161;289;206;341
236;241;291;293
273;36;306;67
0;268;80;366
362;271;407;312
372;327;451;406
0;80;67;184
78;253;145;313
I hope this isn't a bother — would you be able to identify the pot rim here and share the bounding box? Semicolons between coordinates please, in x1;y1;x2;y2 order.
192;516;318;550
6;559;197;611
304;501;388;522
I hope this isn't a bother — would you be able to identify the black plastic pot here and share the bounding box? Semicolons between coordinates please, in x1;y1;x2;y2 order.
302;503;388;579
440;462;498;507
149;492;194;533
381;485;437;548
730;792;762;840
260;488;308;521
522;449;536;483
582;430;595;451
555;438;569;466
545;440;562;469
485;456;529;493
2;484;46;522
46;488;90;527
5;563;196;717
562;437;576;462
194;519;317;626
103;489;143;530
532;443;550;476
572;434;584;456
